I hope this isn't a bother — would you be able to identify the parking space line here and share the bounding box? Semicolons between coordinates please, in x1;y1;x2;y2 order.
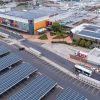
76;81;83;87
59;72;65;76
79;83;85;87
90;88;97;94
62;75;68;78
66;75;71;79
95;90;100;96
72;80;79;84
85;85;91;91
53;69;59;73
81;83;88;88
68;77;75;81
80;83;85;87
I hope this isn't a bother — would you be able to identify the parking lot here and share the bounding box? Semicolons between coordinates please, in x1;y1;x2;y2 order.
0;40;100;100
13;47;100;100
47;65;100;97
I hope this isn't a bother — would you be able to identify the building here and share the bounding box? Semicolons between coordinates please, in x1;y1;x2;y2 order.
0;7;63;34
71;23;100;47
87;48;100;66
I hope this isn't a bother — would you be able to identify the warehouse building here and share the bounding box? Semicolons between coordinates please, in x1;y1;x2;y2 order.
71;23;100;47
0;7;63;34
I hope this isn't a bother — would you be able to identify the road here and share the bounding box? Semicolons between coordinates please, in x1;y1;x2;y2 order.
21;40;75;71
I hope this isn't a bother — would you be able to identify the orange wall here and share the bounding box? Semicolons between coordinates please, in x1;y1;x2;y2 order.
34;20;47;31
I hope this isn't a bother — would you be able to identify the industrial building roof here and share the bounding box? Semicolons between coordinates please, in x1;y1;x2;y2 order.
87;48;100;66
71;23;100;40
4;7;64;20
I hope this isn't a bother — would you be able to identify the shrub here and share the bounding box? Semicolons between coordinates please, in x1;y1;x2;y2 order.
39;34;48;40
50;31;56;36
85;40;92;48
79;39;86;47
73;39;79;45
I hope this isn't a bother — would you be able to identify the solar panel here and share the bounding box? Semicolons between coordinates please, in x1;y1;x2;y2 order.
84;25;100;31
0;53;22;72
0;45;10;56
8;75;56;100
56;87;87;100
0;63;37;95
79;30;100;39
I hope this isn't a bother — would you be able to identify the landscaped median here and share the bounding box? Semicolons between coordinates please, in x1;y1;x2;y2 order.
39;34;48;40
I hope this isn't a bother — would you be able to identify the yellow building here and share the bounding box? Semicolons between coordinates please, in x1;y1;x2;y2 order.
34;17;49;31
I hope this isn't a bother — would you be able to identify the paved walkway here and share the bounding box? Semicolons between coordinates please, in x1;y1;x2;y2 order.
22;32;73;44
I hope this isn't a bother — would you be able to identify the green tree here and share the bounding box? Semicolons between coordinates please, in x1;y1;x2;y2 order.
79;39;86;47
51;22;61;32
66;31;71;36
85;40;92;48
73;39;79;45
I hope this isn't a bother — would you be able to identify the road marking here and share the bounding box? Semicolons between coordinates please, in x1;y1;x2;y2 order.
91;88;97;94
66;76;71;79
82;83;89;89
62;74;68;79
76;82;83;87
85;85;91;91
68;77;75;82
72;80;79;84
95;90;100;96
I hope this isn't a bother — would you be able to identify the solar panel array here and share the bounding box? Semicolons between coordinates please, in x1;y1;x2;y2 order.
0;63;37;95
84;25;100;31
8;75;56;100
0;45;87;100
56;87;87;100
0;53;22;72
79;30;100;39
0;45;10;56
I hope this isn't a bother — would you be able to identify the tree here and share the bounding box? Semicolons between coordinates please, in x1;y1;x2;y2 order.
85;40;92;48
79;39;86;47
51;22;61;32
73;39;79;45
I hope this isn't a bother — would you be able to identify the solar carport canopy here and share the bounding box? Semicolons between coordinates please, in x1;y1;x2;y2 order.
8;75;56;100
56;87;87;100
0;45;10;56
78;30;100;40
0;63;37;95
0;53;22;72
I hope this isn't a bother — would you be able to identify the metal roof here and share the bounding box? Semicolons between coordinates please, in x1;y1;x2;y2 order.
5;7;64;20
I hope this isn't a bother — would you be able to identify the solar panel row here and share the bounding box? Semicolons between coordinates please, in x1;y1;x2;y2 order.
0;45;88;100
56;87;87;100
0;63;37;95
0;45;10;56
8;75;56;100
79;30;100;39
0;53;22;72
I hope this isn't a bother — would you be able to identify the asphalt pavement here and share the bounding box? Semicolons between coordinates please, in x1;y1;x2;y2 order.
21;40;75;71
